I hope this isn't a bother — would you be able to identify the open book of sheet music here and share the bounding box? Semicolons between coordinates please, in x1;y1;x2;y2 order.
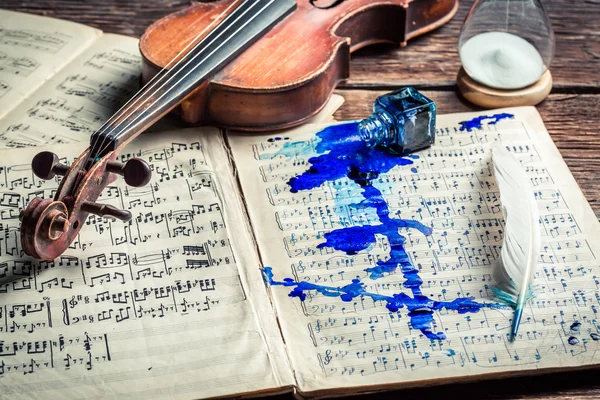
2;8;600;400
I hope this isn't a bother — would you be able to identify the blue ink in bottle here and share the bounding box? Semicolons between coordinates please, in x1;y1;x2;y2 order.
357;87;436;155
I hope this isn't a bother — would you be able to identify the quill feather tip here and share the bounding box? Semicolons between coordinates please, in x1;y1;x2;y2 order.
510;306;524;342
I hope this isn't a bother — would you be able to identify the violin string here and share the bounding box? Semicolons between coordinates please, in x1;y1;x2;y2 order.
93;0;272;159
83;0;243;169
70;0;244;195
94;0;268;159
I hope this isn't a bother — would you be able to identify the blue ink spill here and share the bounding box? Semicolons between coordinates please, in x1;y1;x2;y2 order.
288;122;415;192
263;121;508;340
458;113;514;132
407;154;420;160
411;167;418;173
591;333;600;341
568;336;580;346
570;321;582;332
447;349;456;357
267;136;290;143
263;267;504;340
285;122;431;280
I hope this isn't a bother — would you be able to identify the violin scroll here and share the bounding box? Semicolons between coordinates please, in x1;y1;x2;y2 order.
21;150;152;260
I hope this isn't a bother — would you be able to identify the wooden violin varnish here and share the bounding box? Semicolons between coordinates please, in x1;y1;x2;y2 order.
456;0;555;108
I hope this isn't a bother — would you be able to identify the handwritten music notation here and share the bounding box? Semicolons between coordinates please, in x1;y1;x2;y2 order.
0;131;288;399
25;97;102;134
0;11;292;397
0;332;112;377
83;50;141;84
230;108;600;390
0;80;10;99
0;123;71;148
0;51;40;77
0;26;70;54
56;73;138;109
0;10;110;119
0;37;142;148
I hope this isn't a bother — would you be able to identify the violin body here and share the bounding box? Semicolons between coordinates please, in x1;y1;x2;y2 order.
140;0;458;131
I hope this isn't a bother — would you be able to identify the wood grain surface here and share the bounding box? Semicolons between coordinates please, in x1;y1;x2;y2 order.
2;0;600;399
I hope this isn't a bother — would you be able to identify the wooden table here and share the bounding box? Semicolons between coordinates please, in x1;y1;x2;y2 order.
3;1;599;398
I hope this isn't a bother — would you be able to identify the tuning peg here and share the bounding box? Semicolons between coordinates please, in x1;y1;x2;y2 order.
31;151;69;180
106;158;152;187
82;202;132;221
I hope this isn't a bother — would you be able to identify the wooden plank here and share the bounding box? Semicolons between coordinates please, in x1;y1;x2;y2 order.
1;0;599;89
334;89;600;214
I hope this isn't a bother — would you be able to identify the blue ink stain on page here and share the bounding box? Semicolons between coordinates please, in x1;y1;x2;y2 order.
284;122;431;279
264;121;506;340
568;336;579;346
570;321;581;332
591;333;600;341
263;267;505;340
458;113;514;132
267;136;289;143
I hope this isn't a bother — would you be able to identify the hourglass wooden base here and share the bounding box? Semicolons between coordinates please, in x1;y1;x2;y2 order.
457;67;552;109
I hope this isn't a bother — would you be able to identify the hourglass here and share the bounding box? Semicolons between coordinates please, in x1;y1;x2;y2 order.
456;0;555;108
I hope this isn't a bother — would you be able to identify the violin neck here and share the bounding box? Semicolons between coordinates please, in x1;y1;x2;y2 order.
88;0;296;159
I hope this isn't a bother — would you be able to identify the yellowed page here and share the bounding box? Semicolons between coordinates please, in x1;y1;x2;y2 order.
228;107;600;394
0;10;101;118
0;128;294;399
0;33;141;147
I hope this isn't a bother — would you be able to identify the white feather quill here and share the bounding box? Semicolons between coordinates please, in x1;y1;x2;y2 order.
491;144;540;341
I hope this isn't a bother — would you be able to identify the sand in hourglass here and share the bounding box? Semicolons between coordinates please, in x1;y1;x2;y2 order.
460;31;546;90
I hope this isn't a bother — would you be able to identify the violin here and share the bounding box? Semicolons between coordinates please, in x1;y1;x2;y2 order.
19;0;458;260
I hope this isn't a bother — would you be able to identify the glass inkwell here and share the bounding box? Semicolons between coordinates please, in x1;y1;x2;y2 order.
456;0;555;108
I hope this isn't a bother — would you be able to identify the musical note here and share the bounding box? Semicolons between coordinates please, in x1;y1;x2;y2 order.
0;80;9;98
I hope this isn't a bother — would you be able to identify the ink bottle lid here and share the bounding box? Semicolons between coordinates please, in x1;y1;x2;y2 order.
358;87;436;156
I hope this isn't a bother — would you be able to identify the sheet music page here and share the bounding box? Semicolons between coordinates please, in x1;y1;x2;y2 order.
0;33;141;148
0;128;295;399
0;10;101;119
228;107;600;394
